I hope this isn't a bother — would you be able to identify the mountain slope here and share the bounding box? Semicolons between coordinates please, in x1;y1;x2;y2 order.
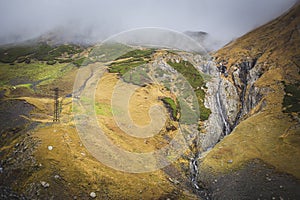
198;2;300;199
0;3;299;199
0;42;206;198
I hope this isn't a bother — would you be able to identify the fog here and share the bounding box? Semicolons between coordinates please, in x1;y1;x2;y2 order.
0;0;297;49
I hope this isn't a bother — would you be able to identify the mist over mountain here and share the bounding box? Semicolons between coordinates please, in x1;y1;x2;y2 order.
0;0;298;50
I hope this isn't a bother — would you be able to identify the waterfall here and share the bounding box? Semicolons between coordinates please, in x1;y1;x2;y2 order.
190;157;200;189
216;78;231;136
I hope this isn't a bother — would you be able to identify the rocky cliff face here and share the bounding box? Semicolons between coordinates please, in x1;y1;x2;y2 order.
198;56;265;151
199;1;300;150
195;2;300;199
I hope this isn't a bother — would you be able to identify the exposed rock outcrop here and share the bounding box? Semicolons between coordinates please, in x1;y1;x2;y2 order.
197;2;300;199
200;56;264;150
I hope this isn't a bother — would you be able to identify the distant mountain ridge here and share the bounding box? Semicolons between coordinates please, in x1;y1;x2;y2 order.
0;28;221;52
184;31;208;41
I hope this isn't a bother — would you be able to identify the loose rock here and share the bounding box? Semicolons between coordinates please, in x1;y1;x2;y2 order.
90;192;96;198
40;181;50;188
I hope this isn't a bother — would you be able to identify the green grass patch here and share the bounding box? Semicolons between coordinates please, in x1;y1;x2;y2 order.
0;62;73;88
117;49;155;59
0;43;83;63
15;83;33;89
108;61;147;76
161;97;179;120
56;58;74;63
30;43;83;61
46;60;57;65
72;57;93;67
0;45;36;63
167;60;211;121
122;64;151;86
89;43;133;62
80;96;93;104
95;103;112;116
178;100;199;124
108;49;155;76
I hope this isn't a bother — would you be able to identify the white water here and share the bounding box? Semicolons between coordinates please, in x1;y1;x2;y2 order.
216;79;231;136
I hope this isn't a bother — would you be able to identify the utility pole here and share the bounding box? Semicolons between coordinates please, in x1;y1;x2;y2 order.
51;87;63;122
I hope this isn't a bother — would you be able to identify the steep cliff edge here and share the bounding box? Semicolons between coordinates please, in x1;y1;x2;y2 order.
198;2;300;199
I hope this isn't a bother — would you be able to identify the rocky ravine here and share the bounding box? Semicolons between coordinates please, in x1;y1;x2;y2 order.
200;56;264;151
193;2;300;199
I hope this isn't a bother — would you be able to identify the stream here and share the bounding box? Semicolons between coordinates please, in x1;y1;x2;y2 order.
216;78;232;136
188;59;258;199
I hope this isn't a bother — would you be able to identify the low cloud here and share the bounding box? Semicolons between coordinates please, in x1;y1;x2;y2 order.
0;0;297;49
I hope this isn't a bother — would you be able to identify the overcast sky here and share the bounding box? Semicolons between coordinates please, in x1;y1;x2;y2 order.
0;0;297;48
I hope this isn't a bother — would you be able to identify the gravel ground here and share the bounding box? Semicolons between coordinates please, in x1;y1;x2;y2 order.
0;187;27;200
0;99;34;134
198;159;300;200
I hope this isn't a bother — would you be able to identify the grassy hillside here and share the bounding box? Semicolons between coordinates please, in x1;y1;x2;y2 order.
0;43;83;63
167;59;211;121
0;43;202;199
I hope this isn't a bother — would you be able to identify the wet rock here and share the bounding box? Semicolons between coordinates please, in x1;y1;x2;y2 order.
201;56;265;151
219;78;240;125
202;76;224;150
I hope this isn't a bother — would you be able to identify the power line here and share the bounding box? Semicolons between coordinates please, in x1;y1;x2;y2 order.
51;87;64;122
